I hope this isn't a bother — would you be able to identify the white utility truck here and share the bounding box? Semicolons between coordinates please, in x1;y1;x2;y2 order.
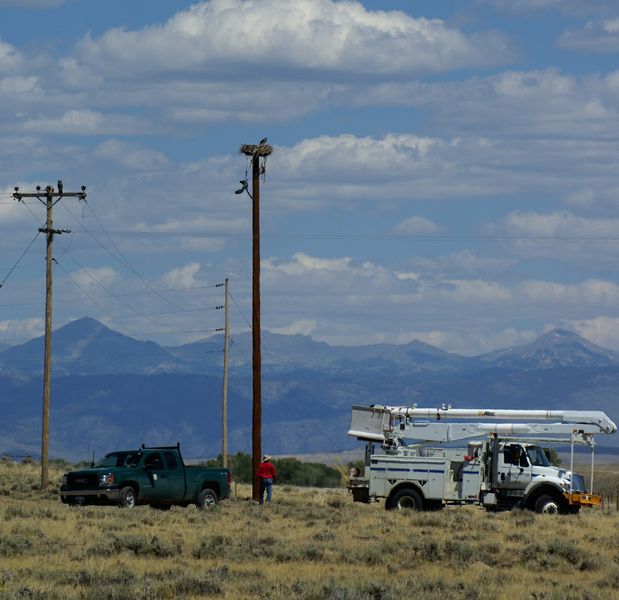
347;405;617;514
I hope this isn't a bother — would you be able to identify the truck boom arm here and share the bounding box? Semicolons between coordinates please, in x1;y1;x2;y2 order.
348;404;617;444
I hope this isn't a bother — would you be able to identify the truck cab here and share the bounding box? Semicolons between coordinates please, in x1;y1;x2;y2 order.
482;440;597;513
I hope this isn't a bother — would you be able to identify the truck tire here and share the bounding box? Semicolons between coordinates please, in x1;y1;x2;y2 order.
119;486;137;508
388;487;423;511
197;488;218;509
534;494;563;514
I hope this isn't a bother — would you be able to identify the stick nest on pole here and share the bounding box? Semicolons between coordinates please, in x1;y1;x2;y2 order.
240;144;273;157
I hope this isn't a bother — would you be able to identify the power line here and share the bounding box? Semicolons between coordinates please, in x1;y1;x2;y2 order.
98;230;619;243
54;257;138;338
229;292;253;331
0;232;41;289
64;201;199;308
0;284;222;308
230;336;251;365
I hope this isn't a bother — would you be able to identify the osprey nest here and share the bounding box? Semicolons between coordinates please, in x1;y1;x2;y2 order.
240;143;273;157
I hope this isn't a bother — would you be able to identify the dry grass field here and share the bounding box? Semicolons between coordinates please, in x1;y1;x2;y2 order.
1;460;619;599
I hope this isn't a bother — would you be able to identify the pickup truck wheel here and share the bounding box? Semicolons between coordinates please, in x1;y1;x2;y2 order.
534;494;562;514
197;488;218;509
119;486;137;508
388;487;423;511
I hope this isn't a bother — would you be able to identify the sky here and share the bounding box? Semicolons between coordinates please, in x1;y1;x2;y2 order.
1;0;619;356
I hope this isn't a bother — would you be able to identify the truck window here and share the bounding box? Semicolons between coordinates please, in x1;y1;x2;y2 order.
526;446;550;467
503;445;520;465
163;452;179;470
144;452;163;470
503;445;529;467
123;453;141;467
95;452;140;467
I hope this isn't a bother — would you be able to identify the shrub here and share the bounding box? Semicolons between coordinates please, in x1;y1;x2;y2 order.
205;453;342;487
192;535;232;559
0;534;33;556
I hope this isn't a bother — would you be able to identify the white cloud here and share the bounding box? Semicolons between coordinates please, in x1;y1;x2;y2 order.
263;253;353;276
497;211;619;238
73;0;511;80
0;318;43;343
20;110;150;135
394;216;440;235
271;319;317;336
568;316;619;350
559;19;619;52
0;75;37;93
70;267;119;291
159;262;202;289
255;251;619;353
94;139;169;171
519;279;619;307
0;37;23;72
409;250;514;274
142;216;248;235
359;68;619;139
483;0;618;17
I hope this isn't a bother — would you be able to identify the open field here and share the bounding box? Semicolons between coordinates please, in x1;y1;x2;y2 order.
1;461;619;599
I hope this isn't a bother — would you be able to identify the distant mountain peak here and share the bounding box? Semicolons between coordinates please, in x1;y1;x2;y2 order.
479;328;619;370
540;328;579;341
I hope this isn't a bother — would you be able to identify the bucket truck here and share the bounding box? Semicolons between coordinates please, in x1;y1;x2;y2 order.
347;405;617;514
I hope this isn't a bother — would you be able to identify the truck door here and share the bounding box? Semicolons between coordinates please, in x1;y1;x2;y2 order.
141;452;172;501
498;444;532;491
162;451;186;501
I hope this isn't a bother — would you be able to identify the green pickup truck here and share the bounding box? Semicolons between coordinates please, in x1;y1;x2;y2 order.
60;444;230;509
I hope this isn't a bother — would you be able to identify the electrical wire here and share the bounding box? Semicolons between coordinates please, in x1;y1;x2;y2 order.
229;292;253;331
5;197;230;345
230;336;251;364
98;229;619;243
0;284;223;309
64;202;202;309
53;259;140;338
0;232;41;289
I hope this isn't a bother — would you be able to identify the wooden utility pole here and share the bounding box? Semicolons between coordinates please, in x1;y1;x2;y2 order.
221;278;230;468
239;139;272;501
13;182;87;489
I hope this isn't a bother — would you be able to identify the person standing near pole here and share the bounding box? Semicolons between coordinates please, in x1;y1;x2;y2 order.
256;455;277;504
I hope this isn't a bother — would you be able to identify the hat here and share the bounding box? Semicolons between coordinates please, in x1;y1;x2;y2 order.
261;455;271;462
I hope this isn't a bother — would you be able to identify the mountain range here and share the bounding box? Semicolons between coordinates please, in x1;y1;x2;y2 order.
0;318;618;460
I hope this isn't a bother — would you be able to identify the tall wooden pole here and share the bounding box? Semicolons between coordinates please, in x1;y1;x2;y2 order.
251;153;262;501
221;278;230;469
41;187;54;489
13;183;87;489
240;140;271;501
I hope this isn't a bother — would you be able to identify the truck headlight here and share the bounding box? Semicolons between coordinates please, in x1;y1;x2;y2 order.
62;474;68;486
99;473;115;487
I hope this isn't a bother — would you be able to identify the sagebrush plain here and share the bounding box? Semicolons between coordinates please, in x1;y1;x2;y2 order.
1;460;619;599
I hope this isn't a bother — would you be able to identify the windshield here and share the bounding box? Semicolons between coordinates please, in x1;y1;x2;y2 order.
94;451;141;468
526;446;551;467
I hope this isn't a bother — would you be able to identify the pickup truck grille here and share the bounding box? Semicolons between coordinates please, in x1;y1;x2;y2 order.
66;473;99;489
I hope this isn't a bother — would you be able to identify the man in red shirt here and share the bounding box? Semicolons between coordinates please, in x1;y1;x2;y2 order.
256;455;277;504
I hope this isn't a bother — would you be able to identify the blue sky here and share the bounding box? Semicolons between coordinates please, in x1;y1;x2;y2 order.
1;0;619;355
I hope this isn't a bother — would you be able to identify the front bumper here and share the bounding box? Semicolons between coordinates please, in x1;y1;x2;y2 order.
564;491;602;508
60;486;121;504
